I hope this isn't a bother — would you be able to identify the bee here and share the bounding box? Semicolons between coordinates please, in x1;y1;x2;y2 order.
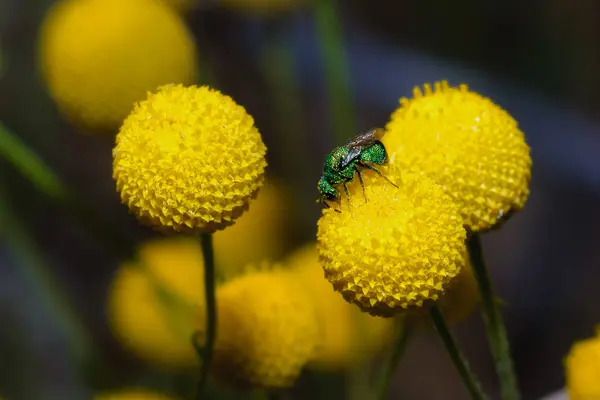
317;128;397;207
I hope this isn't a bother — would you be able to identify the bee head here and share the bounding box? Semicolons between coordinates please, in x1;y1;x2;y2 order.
317;176;339;202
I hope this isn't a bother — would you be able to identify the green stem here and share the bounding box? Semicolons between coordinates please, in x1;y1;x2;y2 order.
467;233;520;400
348;363;371;400
262;19;307;185
0;121;68;200
430;305;487;400
250;391;269;400
313;0;356;145
0;123;96;366
0;193;91;365
267;392;283;400
0;121;134;258
0;121;196;389
375;320;413;400
196;232;217;398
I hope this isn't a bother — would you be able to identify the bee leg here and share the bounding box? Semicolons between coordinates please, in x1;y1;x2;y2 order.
354;165;368;202
317;198;342;213
325;200;342;213
359;162;399;188
343;182;351;208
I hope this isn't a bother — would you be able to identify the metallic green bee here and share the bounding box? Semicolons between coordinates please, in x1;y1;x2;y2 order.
317;127;397;207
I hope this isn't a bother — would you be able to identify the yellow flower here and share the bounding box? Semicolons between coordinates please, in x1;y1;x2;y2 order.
95;389;175;400
107;238;204;368
317;170;467;317
210;267;318;389
384;81;532;232
39;0;197;131
286;244;394;371
219;0;303;13
214;179;291;278
565;327;600;400
113;84;267;233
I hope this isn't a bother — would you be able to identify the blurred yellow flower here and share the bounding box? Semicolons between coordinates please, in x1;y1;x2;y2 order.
435;258;479;325
39;0;197;131
214;180;291;278
408;257;479;328
108;238;204;368
219;0;303;14
317;170;467;317
565;327;600;400
95;389;175;400
113;84;267;233
384;81;531;232
286;244;394;371
210;267;318;389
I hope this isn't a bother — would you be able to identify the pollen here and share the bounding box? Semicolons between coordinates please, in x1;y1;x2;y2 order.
317;170;467;317
565;326;600;400
113;84;267;233
384;81;532;232
38;0;197;131
210;267;318;389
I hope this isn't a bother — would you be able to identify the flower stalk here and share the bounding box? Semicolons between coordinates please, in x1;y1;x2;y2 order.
0;121;135;257
467;233;520;400
430;305;487;400
375;319;413;400
197;232;217;398
0;192;91;366
313;0;356;145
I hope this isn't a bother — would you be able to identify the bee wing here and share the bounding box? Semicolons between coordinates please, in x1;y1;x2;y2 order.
347;127;385;148
341;147;362;168
372;127;386;140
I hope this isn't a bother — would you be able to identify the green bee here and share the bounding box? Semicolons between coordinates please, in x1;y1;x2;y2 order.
317;127;397;207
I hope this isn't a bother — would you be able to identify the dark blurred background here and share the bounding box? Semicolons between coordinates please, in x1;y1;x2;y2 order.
1;0;600;399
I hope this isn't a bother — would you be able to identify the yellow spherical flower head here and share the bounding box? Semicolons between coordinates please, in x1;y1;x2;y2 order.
214;179;291;278
39;0;197;131
108;237;205;368
317;170;467;317
565;326;600;400
384;81;532;232
209;266;318;389
95;389;175;400
113;84;267;233
286;243;394;371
